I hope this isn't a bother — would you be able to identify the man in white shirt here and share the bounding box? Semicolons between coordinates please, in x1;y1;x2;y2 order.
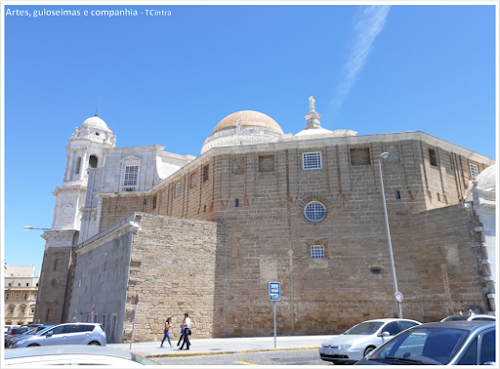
180;313;192;350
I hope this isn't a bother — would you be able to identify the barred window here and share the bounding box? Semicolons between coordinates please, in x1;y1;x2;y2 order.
304;201;326;223
303;152;322;170
124;165;139;186
175;183;181;198
310;245;325;259
470;163;479;178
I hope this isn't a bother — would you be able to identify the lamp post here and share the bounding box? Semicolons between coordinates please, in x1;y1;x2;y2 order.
377;152;403;319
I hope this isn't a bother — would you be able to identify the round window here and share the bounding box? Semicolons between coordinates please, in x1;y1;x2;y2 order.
304;201;326;223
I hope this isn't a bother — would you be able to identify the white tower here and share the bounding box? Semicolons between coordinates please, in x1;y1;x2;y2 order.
51;115;116;231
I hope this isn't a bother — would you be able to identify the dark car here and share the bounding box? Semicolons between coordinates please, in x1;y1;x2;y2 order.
6;326;52;349
5;327;32;348
355;321;495;365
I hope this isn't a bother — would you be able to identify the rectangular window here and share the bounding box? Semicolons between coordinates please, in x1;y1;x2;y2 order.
8;283;11;287
10;308;14;314
259;155;275;172
190;172;197;188
26;283;29;287
203;164;210;182
5;293;9;300
231;157;245;174
175;183;181;198
302;152;322;170
152;196;157;209
21;307;25;314
31;307;35;314
24;294;28;300
428;148;437;167
235;199;239;207
123;165;139;186
470;163;479;178
36;283;39;287
34;293;37;300
54;259;60;271
15;294;19;300
350;148;371;166
18;283;21;286
396;191;401;200
310;245;326;259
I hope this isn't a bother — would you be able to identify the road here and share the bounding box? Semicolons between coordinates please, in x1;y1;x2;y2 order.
153;349;331;365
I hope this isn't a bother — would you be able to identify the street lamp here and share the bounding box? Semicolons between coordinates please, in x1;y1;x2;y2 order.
377;152;403;319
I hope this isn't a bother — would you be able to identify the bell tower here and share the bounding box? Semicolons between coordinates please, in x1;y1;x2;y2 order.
34;114;116;325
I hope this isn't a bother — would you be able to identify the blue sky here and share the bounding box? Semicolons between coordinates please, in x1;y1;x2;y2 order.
3;4;497;275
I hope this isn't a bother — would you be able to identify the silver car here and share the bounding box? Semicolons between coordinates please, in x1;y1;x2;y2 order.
319;318;422;364
11;323;106;348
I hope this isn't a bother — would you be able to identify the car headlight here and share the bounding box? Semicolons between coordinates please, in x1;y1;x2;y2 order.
338;343;352;350
14;339;27;345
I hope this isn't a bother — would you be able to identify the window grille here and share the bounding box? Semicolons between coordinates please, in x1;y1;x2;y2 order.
124;165;139;186
175;183;181;198
303;152;322;170
304;201;326;222
470;163;479;178
310;245;325;259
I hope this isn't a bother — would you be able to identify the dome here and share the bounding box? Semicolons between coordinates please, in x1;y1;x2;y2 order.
212;111;284;135
201;111;284;154
81;115;111;132
475;164;496;190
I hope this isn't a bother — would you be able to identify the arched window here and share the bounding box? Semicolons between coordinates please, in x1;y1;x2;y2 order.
75;157;81;174
89;155;98;168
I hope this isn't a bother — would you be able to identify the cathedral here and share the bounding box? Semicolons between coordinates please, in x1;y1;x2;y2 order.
34;97;496;343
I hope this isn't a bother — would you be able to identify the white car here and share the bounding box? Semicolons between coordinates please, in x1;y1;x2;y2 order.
4;345;160;366
319;318;422;364
440;314;496;322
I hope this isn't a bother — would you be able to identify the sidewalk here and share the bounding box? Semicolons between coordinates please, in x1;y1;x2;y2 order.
107;335;332;358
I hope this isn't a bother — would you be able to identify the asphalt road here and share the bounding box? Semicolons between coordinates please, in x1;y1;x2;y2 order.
153;349;332;365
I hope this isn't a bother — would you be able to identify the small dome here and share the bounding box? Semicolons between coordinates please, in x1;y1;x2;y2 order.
81;115;111;132
212;111;284;135
475;164;496;190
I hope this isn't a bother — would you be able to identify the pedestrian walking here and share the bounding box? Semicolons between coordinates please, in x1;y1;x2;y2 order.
179;313;192;350
177;323;185;347
160;317;172;348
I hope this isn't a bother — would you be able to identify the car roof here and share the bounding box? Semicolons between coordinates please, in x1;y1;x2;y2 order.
4;345;133;360
361;318;420;323
416;321;496;331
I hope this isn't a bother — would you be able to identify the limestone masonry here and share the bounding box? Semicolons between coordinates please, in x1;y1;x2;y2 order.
35;98;496;342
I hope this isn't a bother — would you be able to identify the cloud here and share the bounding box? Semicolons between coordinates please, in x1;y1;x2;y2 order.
330;6;391;117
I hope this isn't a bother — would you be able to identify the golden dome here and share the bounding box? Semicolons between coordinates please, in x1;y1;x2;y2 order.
212;111;284;135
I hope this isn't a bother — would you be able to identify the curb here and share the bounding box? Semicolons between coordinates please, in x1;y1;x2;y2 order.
146;346;319;358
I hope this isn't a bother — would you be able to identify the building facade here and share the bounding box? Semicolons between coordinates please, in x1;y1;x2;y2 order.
4;265;39;325
35;97;496;342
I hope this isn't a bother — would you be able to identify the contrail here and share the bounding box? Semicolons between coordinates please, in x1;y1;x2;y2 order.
330;5;391;118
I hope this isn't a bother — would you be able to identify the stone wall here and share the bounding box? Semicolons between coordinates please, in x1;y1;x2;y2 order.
120;213;219;342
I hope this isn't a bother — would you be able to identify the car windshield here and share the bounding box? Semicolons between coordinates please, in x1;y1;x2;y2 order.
21;328;37;335
367;327;470;365
344;322;384;335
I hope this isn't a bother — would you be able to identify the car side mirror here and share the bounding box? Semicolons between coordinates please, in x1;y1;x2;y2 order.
46;332;53;337
378;331;390;337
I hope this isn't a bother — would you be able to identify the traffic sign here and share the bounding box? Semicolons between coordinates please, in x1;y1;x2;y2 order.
395;291;404;302
270;282;280;301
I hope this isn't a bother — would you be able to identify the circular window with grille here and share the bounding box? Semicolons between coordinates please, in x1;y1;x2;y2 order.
303;201;327;223
51;279;60;287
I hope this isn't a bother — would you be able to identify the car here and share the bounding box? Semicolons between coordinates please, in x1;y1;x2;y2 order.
4;345;160;366
355;321;496;365
11;323;106;348
319;318;422;364
5;326;52;349
5;327;33;347
441;314;496;322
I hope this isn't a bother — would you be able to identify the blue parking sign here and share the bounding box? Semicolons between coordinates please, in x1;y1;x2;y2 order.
270;282;280;301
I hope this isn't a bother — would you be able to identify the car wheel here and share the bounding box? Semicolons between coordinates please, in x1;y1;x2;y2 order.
88;341;101;346
27;344;40;347
364;346;376;357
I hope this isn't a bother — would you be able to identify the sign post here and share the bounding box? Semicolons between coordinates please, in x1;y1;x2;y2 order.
269;282;280;349
129;294;139;350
